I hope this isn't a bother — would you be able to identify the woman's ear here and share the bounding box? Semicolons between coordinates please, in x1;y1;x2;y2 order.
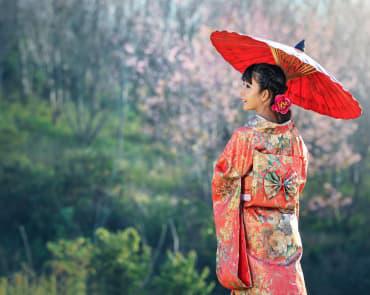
261;89;271;104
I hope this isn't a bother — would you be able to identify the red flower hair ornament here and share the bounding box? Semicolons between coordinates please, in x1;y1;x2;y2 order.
271;94;292;114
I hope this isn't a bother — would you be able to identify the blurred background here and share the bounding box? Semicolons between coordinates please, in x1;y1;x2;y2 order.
0;0;369;294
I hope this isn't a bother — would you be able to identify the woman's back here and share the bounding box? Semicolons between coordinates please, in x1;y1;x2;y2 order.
241;114;309;211
211;114;309;294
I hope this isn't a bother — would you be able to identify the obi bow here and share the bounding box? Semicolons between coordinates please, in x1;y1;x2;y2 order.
263;170;299;201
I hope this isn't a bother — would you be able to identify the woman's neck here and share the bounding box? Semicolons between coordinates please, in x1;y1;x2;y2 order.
255;112;279;123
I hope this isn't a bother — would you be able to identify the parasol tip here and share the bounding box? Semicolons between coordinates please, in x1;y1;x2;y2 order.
294;39;305;52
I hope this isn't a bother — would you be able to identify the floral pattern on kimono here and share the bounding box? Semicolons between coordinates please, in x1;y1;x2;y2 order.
212;126;254;290
211;114;309;295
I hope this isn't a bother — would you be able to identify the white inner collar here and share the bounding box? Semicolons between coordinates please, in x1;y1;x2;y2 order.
256;114;291;125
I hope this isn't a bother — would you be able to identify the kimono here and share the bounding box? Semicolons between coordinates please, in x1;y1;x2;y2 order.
211;114;309;295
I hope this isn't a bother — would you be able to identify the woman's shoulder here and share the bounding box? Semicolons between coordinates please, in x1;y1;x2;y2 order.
244;114;261;128
231;115;259;136
226;126;254;146
232;125;254;137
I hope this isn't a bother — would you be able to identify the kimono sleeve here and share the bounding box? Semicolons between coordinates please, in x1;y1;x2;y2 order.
298;137;309;195
296;137;309;221
211;127;254;290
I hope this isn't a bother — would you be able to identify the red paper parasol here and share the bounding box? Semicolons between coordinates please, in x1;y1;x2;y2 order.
210;30;363;120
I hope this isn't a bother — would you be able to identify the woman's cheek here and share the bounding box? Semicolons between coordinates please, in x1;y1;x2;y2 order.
250;98;257;108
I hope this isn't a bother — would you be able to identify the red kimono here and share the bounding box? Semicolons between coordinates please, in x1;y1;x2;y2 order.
211;114;309;294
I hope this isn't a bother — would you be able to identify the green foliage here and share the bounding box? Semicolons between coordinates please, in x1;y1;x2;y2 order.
0;272;58;295
89;227;151;295
0;227;215;295
46;237;93;295
150;250;215;295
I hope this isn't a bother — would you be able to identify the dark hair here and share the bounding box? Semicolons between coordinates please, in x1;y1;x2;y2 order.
241;63;291;124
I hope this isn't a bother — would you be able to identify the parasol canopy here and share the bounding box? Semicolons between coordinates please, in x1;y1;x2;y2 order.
210;30;363;120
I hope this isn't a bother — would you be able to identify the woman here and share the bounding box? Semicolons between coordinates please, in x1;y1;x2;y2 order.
211;63;309;294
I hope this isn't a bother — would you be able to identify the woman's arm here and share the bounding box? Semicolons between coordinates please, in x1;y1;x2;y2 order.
298;136;309;195
297;136;309;220
211;127;254;289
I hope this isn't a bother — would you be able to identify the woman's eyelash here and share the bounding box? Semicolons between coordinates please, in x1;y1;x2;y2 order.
242;81;251;88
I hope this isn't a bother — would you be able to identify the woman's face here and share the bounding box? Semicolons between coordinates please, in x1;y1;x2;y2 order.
240;76;268;111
